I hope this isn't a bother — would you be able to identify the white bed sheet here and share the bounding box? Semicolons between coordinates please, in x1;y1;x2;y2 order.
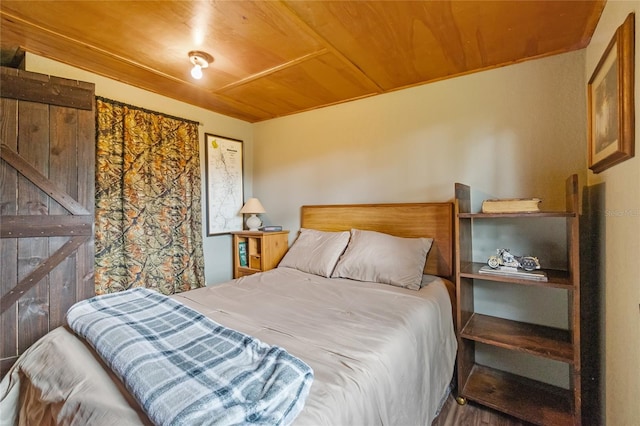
0;268;457;426
175;267;457;426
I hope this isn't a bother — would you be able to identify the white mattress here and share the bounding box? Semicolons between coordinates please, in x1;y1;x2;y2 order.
0;268;457;425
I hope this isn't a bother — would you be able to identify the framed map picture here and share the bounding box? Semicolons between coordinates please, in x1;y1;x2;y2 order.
204;133;244;235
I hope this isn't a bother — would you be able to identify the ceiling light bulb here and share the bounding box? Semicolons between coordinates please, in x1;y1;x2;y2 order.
191;64;203;79
188;50;213;81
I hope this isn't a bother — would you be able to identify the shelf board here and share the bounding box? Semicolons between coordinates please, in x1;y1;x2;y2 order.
461;364;575;426
458;211;576;219
460;313;574;363
459;262;574;289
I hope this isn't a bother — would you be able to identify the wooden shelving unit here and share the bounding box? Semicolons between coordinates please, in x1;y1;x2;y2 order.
231;230;289;278
454;175;581;425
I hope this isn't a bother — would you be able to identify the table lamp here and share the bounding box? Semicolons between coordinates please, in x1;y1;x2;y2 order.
239;198;266;231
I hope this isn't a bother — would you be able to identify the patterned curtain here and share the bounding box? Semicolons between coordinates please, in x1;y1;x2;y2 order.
95;98;205;295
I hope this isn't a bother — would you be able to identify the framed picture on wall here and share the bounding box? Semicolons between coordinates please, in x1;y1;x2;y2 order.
204;133;244;235
587;13;635;174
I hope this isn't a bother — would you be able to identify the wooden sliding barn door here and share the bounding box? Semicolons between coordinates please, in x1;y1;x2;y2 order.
0;67;95;376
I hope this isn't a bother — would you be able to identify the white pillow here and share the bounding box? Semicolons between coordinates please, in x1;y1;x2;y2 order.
278;228;350;277
331;229;433;290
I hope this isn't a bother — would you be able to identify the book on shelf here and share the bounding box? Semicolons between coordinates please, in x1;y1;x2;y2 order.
238;241;248;267
478;265;548;282
481;198;542;213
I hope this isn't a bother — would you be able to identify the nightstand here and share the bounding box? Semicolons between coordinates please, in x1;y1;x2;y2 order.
231;230;289;278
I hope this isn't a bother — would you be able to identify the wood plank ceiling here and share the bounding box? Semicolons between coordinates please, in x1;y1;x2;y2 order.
1;1;605;123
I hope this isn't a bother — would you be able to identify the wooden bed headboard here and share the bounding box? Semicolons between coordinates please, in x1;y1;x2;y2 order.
300;203;454;280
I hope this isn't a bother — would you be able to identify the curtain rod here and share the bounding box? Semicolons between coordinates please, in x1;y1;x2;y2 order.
96;96;202;126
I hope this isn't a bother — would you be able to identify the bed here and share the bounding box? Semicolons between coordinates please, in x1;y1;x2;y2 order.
0;203;457;426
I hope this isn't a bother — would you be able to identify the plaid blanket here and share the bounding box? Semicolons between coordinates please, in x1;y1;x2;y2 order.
66;288;313;426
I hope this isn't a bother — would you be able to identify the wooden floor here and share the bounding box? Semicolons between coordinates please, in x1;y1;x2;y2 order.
432;393;531;426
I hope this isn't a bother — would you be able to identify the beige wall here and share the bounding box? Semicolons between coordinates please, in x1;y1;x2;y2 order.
25;54;253;285
585;1;640;424
253;50;587;231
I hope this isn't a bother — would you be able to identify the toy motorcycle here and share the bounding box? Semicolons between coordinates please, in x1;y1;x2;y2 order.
487;248;541;271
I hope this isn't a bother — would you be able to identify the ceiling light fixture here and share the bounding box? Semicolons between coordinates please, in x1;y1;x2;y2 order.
188;50;213;80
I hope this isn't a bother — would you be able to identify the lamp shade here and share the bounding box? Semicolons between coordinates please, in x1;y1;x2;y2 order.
239;198;266;231
239;198;266;214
